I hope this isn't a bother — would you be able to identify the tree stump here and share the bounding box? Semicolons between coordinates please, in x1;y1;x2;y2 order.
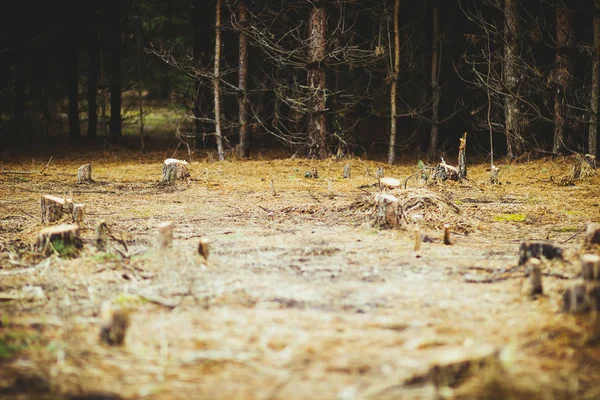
198;237;210;259
585;223;600;246
518;241;563;266
563;283;600;313
343;164;351;179
72;204;86;225
99;302;130;346
157;221;174;249
36;224;80;254
95;220;108;251
489;165;499;184
458;132;467;179
41;195;66;223
582;254;600;281
523;258;543;297
77;164;93;183
162;158;190;183
372;193;403;228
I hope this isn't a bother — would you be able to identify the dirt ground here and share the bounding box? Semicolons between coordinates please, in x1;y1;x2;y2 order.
1;147;600;400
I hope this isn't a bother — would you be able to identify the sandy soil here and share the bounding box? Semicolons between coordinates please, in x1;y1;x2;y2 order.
1;148;599;399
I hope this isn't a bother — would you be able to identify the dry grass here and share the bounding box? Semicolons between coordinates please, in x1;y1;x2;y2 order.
1;148;600;399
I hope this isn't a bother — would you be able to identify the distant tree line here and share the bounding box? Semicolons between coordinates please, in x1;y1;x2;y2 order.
0;0;598;164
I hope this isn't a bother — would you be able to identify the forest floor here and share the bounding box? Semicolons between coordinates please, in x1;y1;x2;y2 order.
1;146;600;400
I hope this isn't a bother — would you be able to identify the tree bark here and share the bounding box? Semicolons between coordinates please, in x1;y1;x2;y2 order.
238;1;250;158
307;6;328;159
553;5;573;155
109;0;122;145
591;0;600;161
214;0;225;161
503;0;522;160
88;1;98;140
388;0;400;165
427;5;440;161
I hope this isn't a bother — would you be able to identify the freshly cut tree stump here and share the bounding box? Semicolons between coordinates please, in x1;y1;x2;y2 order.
162;158;190;183
157;221;174;249
77;164;93;183
36;224;80;253
563;283;600;313
41;195;66;223
95;220;108;251
372;193;403;228
582;254;600;281
585;223;600;246
489;165;499;184
343;164;351;179
72;204;86;225
198;237;210;259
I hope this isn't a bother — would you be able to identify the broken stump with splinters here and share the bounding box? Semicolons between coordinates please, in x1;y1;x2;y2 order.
72;204;85;225
95;220;108;251
582;254;600;281
157;221;174;249
36;224;80;254
41;195;66;223
162;158;190;183
77;164;93;184
198;237;210;259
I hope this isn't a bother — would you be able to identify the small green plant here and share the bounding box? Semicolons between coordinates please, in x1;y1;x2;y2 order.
0;332;38;358
493;213;526;222
113;293;148;308
50;239;78;258
92;252;120;262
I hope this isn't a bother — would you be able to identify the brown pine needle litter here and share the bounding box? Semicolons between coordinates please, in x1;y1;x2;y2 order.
0;148;600;399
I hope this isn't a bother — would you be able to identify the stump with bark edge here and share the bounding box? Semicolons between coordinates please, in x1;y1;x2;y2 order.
77;164;93;183
157;221;174;249
41;195;66;223
72;204;85;225
36;224;80;255
162;158;190;183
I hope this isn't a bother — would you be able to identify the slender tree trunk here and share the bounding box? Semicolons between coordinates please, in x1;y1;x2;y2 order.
388;0;400;165
192;4;211;148
66;15;80;139
427;5;440;161
307;5;328;159
238;1;250;158
214;0;225;161
137;19;145;153
591;0;600;162
553;5;573;155
88;1;98;140
109;0;121;145
503;0;522;160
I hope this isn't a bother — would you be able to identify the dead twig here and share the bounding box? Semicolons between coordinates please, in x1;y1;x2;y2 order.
40;156;53;175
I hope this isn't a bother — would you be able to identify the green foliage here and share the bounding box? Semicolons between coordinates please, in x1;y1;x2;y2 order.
0;332;38;358
418;160;424;169
51;239;78;258
493;213;526;222
92;252;120;263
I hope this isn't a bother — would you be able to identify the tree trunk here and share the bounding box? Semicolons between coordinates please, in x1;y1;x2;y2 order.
307;6;328;159
427;5;440;161
109;0;122;145
591;0;600;162
136;18;145;153
503;0;522;160
238;1;250;158
388;0;400;165
214;0;225;161
88;1;98;140
191;4;212;148
553;5;573;155
66;14;81;139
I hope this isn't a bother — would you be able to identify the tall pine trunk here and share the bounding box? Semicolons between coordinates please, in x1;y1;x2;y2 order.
307;5;328;159
66;14;80;139
88;1;98;140
553;5;573;155
427;5;440;161
388;0;400;165
503;0;522;160
214;0;225;161
591;0;600;163
238;1;250;158
109;0;122;145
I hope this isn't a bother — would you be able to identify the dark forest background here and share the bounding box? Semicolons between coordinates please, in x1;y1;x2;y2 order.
0;0;598;164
